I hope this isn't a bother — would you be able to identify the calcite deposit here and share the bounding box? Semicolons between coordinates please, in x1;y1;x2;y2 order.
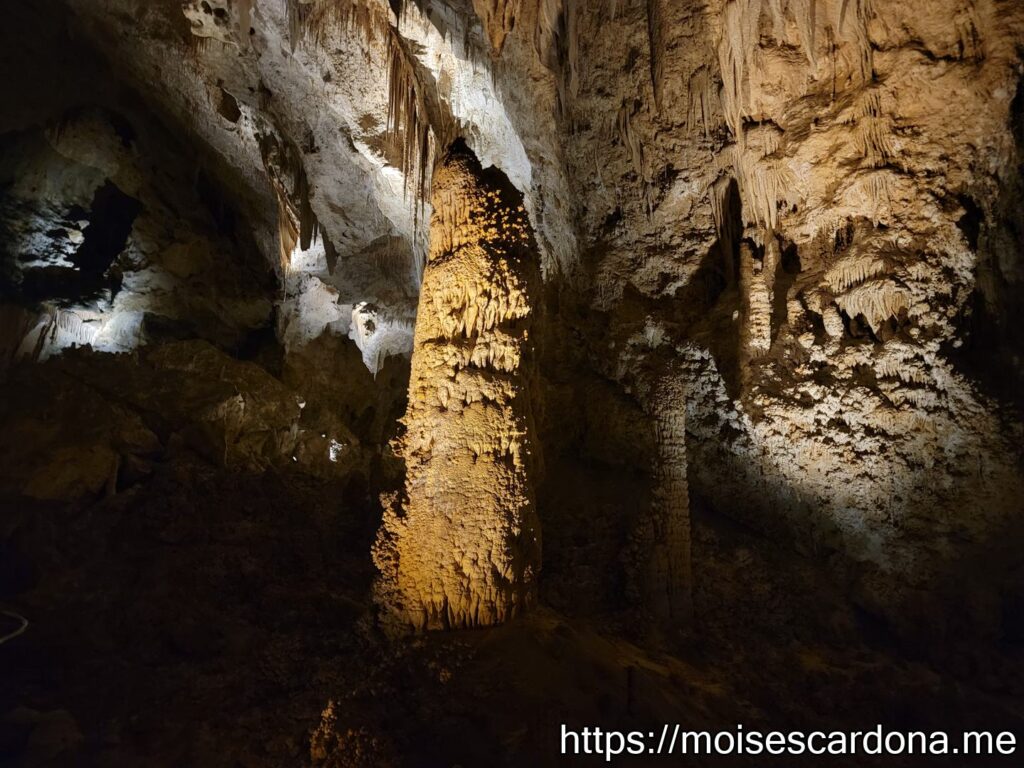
374;140;543;631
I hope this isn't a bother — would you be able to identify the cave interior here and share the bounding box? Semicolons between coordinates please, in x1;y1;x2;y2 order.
1;0;1024;765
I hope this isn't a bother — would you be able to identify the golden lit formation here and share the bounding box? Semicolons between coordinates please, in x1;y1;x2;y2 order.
374;140;543;631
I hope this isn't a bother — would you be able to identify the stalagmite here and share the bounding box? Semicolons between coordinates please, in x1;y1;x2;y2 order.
740;237;778;363
634;375;692;623
373;140;543;632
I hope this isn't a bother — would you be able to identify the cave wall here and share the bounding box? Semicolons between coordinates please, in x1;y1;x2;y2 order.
0;0;280;373
490;0;1024;633
0;0;1021;638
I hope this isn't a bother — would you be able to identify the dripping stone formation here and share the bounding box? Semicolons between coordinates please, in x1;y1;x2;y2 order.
374;140;543;632
2;0;1024;765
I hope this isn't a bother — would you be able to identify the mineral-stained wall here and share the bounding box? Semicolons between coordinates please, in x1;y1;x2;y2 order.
373;140;543;631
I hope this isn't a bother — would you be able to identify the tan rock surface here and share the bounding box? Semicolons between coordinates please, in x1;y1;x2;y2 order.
374;141;543;630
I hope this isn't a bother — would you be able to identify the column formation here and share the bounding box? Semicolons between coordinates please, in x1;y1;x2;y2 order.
374;140;543;631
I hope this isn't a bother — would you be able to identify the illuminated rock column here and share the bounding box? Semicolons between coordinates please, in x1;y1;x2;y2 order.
740;237;777;362
374;140;542;631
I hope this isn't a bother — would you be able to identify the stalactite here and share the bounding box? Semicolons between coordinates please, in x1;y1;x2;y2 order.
647;0;665;111
792;0;818;65
294;161;320;251
717;0;761;141
616;101;646;182
275;191;300;273
850;90;895;167
834;279;908;336
616;100;656;213
824;253;889;293
188;33;213;56
323;234;339;274
876;356;931;385
287;0;386;49
847;170;894;224
718;0;875;143
287;0;439;215
563;0;581;114
286;0;310;51
471;0;518;55
686;66;719;138
258;132;305;272
735;154;792;232
836;0;873;83
534;0;580;117
385;27;437;211
954;2;983;60
373;141;543;632
15;306;99;362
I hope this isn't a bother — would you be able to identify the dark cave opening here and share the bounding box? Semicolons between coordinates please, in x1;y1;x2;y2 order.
70;181;141;276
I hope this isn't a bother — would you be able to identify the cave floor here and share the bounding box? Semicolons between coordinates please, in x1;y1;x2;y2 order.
3;460;1023;767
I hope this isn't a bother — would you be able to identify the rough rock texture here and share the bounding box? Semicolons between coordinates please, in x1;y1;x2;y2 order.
0;0;1020;654
0;340;366;503
374;141;543;631
495;0;1024;637
633;372;692;622
0;83;275;373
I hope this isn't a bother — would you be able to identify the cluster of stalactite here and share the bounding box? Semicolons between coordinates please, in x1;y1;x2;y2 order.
286;0;439;210
256;132;327;274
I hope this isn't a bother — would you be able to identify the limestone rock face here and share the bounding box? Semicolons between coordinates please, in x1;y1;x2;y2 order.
374;141;543;631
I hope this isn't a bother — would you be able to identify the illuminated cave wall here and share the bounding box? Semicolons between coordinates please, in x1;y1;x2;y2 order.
540;0;1024;632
